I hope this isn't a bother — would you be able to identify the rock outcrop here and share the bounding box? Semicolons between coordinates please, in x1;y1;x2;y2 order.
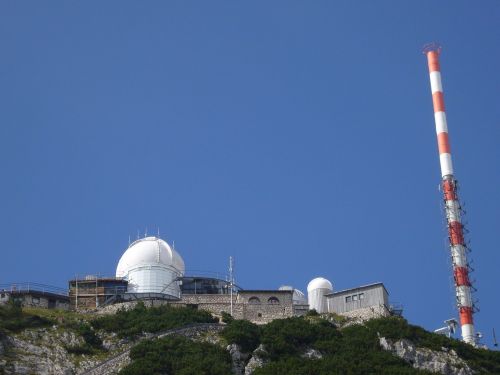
0;327;106;375
227;343;249;375
245;344;268;375
379;337;474;375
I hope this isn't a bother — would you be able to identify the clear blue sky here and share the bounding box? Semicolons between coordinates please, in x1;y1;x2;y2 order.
1;2;499;346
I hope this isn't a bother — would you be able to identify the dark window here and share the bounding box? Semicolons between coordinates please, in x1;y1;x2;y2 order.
0;293;5;298
268;297;280;304
248;297;261;304
346;296;352;303
353;294;358;301
359;293;365;300
257;313;262;318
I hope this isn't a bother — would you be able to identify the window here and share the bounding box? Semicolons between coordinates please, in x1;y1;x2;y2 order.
257;313;262;318
346;296;352;303
248;297;261;304
352;294;358;301
359;293;365;300
0;293;5;298
268;297;280;304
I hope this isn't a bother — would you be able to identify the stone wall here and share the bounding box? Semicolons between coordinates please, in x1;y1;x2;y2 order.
338;304;390;322
0;293;69;310
96;291;298;324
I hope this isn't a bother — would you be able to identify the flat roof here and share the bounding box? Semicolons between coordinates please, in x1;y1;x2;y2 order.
325;282;388;297
69;278;128;283
239;290;293;294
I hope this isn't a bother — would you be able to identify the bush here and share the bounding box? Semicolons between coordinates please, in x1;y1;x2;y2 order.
220;311;234;324
64;322;103;355
305;309;319;317
260;317;340;360
221;319;260;352
120;335;232;375
91;302;217;338
365;317;500;374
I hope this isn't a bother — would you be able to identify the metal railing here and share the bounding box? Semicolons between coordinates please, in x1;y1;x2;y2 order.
0;282;68;296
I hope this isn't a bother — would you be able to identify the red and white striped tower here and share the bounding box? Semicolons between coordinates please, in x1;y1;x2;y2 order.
423;43;476;345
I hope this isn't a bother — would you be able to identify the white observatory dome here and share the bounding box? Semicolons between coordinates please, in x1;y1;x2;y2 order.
116;236;185;296
307;277;333;313
279;285;307;305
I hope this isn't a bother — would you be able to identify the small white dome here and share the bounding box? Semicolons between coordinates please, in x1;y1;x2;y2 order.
116;236;184;278
307;277;333;292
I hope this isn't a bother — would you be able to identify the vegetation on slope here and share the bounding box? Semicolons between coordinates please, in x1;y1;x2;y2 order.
365;317;500;374
253;317;430;375
252;316;500;375
4;301;500;374
0;301;104;356
91;302;217;338
120;335;232;375
0;300;52;335
220;318;260;352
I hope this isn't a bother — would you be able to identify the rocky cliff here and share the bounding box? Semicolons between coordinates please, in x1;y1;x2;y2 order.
1;304;500;375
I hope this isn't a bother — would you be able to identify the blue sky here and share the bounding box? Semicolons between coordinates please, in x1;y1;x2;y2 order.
1;2;499;346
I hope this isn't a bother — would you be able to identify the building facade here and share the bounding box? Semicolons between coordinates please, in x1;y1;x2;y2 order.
326;282;391;320
0;284;69;310
68;277;128;310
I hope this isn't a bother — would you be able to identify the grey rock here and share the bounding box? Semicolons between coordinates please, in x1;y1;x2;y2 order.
302;348;323;360
245;344;268;375
227;343;247;375
380;337;474;375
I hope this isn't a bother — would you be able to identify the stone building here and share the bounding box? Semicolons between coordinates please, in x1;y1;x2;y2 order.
174;289;307;323
0;284;69;310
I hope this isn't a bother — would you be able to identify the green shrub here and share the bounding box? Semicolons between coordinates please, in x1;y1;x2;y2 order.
65;344;95;355
120;335;231;375
220;311;234;324
365;317;500;374
305;309;319;317
255;318;430;375
64;322;103;354
221;319;260;352
91;302;217;338
260;317;340;359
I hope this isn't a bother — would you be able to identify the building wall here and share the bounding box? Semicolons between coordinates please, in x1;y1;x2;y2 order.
69;279;128;310
338;305;391;321
96;290;299;324
328;284;388;315
0;292;69;310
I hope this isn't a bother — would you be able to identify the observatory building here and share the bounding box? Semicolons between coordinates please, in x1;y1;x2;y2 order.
305;277;396;320
307;277;333;313
116;236;185;297
63;236;397;324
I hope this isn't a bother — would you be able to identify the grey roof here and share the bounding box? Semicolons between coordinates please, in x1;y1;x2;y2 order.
239;290;293;294
325;282;388;297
